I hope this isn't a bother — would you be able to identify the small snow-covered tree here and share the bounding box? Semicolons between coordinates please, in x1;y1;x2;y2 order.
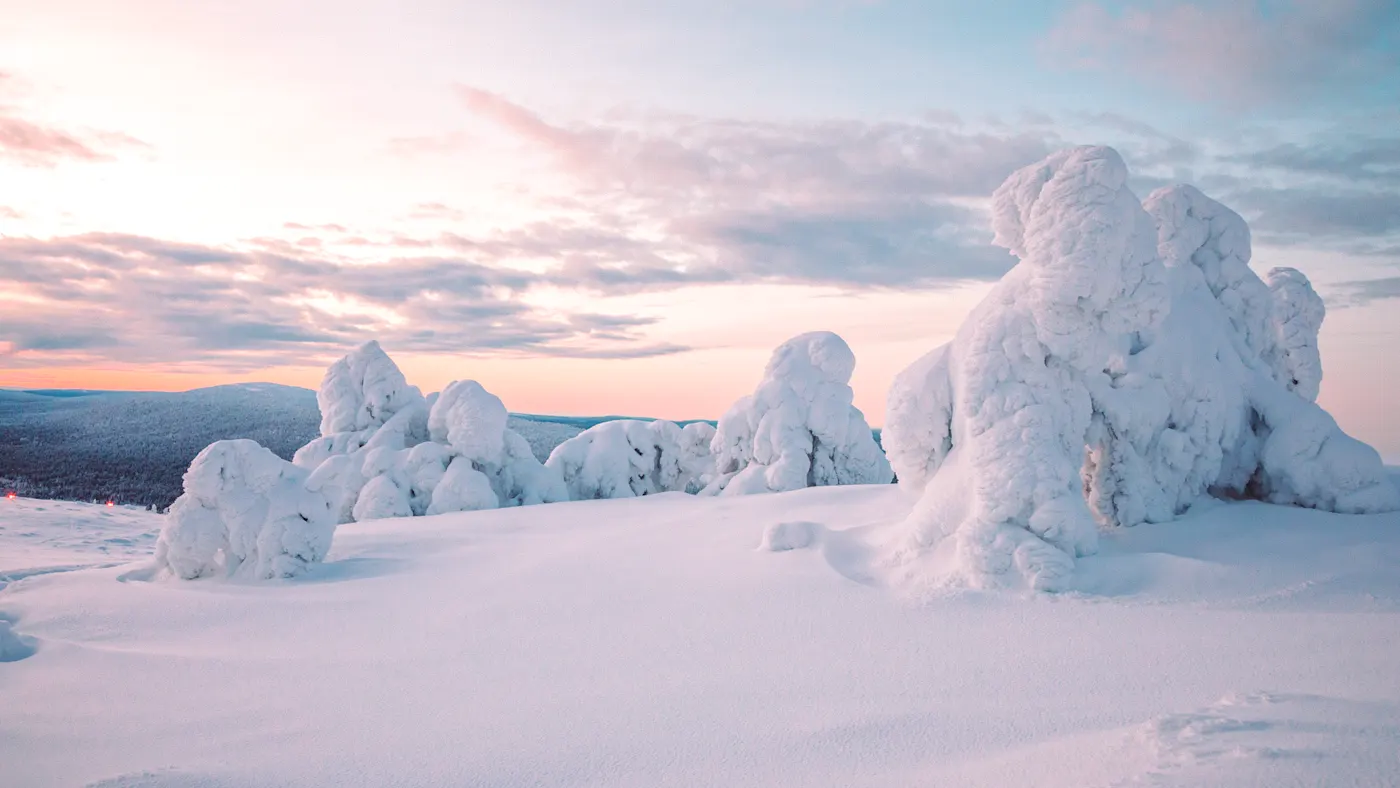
545;419;715;500
705;331;892;496
883;146;1399;592
155;439;338;580
1266;266;1325;402
678;421;718;493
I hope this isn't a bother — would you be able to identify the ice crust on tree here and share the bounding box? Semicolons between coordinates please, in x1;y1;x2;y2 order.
706;331;892;496
155;440;338;580
883;146;1399;592
545;419;716;500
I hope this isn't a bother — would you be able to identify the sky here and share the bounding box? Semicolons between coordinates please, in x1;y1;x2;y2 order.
2;0;1399;456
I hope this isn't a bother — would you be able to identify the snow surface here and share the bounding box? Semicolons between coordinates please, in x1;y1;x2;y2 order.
708;331;892;495
0;497;157;577
3;485;1400;786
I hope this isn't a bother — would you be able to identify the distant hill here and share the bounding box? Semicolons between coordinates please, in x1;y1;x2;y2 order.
0;385;722;510
0;384;323;510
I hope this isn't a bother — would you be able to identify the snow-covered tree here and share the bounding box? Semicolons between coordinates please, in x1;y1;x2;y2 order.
705;331;892;496
678;421;718;493
154;440;338;580
424;380;568;513
1266;266;1325;402
545;419;715;500
292;340;429;471
884;146;1399;592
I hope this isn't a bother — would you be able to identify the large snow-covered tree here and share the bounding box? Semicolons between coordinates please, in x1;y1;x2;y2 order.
884;146;1399;592
706;331;892;496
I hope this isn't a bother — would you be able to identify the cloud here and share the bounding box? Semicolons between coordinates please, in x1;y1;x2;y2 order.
447;85;1060;288
0;233;688;370
1330;276;1400;306
1228;186;1400;239
1043;0;1400;103
0;205;21;220
0;70;149;167
1227;135;1400;188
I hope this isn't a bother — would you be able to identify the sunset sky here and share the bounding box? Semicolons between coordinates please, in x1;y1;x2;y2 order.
2;0;1399;457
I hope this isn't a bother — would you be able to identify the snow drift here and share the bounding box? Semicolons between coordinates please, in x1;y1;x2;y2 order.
707;331;892;495
884;145;1399;592
546;419;715;499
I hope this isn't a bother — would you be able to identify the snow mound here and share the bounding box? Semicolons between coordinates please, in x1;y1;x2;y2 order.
545;419;715;499
154;440;338;580
884;146;1398;592
706;331;892;496
758;520;825;552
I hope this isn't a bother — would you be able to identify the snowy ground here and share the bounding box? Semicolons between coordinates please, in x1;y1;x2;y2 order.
0;498;159;580
3;480;1400;787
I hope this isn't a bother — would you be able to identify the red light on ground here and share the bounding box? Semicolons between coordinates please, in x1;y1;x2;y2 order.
106;500;115;507
4;492;15;500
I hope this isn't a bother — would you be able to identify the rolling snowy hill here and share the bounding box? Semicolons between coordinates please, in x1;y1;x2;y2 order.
2;485;1400;786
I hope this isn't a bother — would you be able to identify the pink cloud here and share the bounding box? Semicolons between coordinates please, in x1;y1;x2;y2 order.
0;69;150;167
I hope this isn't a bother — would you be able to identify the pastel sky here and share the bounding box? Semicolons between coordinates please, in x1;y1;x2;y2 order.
2;0;1399;457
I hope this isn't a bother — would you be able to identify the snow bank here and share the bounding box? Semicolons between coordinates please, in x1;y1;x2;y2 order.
545;419;715;500
884;146;1398;592
154;440;338;580
706;332;892;496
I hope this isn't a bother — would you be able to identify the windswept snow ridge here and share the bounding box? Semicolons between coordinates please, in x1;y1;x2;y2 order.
884;146;1398;592
707;331;892;496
